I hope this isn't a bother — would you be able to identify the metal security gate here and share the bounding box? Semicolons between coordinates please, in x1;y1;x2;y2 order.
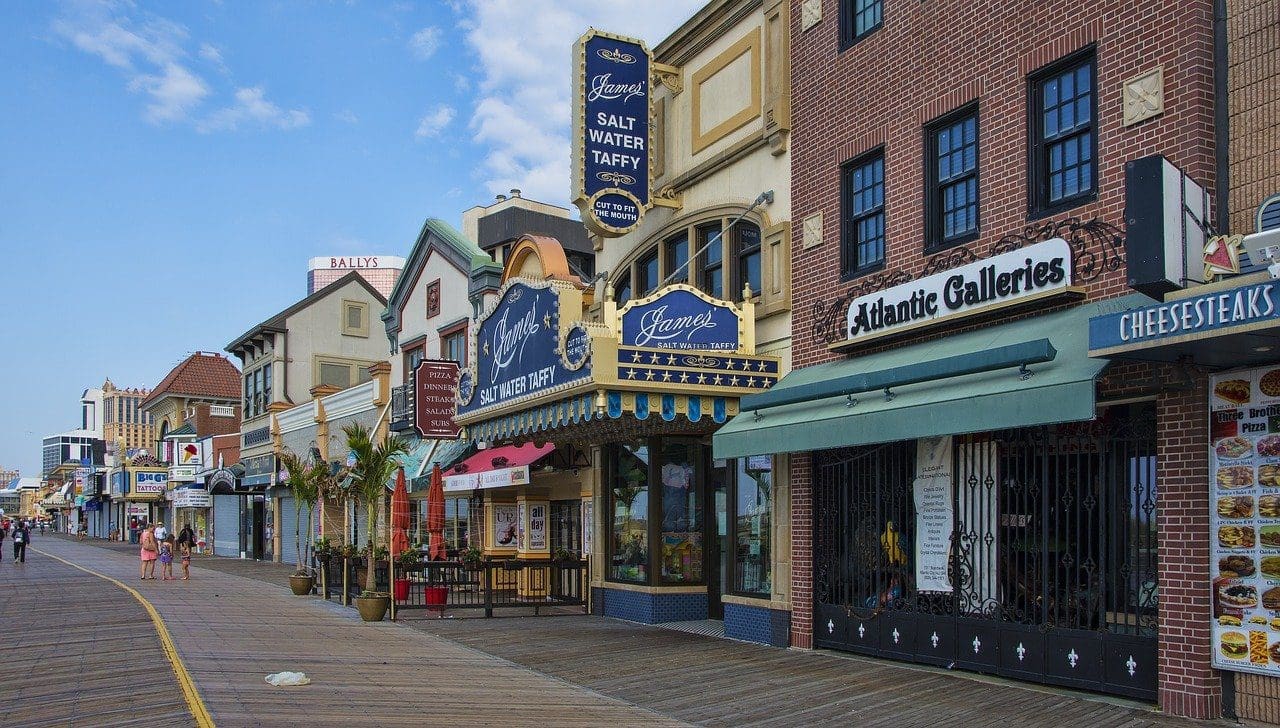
212;495;239;557
813;402;1159;700
279;495;298;567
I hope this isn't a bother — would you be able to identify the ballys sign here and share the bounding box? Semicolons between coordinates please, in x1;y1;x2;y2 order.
457;281;593;416
620;286;742;351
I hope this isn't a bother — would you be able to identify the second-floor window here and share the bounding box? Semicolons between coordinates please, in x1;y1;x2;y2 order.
665;232;689;285
614;272;632;306
840;0;883;48
698;223;724;299
840;150;886;278
735;223;762;298
442;327;467;366
405;346;425;376
926;106;980;248
1030;51;1096;215
637;249;660;297
244;365;270;419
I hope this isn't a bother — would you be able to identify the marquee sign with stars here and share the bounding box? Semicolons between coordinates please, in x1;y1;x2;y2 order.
456;280;593;418
616;347;779;392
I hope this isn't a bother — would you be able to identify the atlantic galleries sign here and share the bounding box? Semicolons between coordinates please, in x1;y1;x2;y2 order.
837;238;1076;349
572;29;652;237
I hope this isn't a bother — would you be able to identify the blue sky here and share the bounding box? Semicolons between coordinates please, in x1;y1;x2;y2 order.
0;0;700;476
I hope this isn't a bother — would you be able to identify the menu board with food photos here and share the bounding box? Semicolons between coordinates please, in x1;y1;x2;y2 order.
1211;365;1280;675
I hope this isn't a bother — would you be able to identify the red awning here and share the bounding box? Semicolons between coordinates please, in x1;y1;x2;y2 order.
443;443;555;492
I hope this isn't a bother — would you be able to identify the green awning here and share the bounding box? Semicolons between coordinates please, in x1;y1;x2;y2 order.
713;297;1134;459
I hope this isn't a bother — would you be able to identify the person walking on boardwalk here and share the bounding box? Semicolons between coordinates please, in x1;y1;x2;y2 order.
139;524;159;580
11;520;29;563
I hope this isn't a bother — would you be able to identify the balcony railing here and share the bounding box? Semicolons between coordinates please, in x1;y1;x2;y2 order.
243;426;271;447
389;384;413;432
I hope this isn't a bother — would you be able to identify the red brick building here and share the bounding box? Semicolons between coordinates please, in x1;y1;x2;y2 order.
714;0;1226;717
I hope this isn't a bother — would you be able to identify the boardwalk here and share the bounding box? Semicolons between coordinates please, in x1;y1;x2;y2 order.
5;537;1227;727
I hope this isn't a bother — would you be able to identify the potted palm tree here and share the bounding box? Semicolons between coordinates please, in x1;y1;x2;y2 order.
344;422;408;622
279;448;326;596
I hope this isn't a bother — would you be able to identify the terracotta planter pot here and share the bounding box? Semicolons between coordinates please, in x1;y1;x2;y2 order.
355;595;389;622
289;575;315;596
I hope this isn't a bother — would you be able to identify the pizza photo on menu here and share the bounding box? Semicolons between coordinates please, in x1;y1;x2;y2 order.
1216;379;1253;406
1261;369;1280;398
1217;436;1255;460
1259;435;1280;458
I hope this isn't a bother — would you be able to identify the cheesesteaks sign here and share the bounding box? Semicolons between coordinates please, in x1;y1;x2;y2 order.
573;29;652;237
840;238;1073;347
456;281;592;416
620;286;741;351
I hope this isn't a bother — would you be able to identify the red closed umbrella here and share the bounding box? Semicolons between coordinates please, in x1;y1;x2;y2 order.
390;466;410;558
426;464;446;561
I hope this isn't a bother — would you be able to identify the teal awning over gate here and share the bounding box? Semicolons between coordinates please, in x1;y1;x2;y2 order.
712;298;1136;459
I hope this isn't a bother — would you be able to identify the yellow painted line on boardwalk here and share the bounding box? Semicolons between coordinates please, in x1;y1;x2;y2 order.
35;547;216;728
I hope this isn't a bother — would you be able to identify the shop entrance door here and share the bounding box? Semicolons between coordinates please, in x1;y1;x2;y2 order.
248;499;265;560
812;403;1159;701
706;459;730;620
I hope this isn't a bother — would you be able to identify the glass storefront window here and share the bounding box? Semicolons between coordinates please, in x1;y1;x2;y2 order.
734;457;771;594
660;441;703;583
610;442;649;582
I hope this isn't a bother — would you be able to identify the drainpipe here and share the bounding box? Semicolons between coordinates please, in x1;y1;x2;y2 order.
1214;0;1229;232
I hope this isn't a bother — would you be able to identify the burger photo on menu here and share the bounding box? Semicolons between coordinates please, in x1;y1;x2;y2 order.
1221;554;1257;577
1217;436;1255;460
1261;469;1280;491
1219;495;1256;519
1218;465;1256;490
1222;631;1249;659
1259;434;1280;458
1266;586;1280;610
1220;525;1258;549
1262;526;1280;549
1216;379;1252;406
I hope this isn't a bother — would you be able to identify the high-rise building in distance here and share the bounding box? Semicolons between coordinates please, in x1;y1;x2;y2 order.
307;255;404;298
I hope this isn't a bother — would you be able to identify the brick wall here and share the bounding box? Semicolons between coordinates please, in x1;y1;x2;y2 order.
790;0;1218;716
1226;0;1280;234
191;403;242;438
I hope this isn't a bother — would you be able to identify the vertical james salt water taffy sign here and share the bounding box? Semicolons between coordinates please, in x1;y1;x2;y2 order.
573;29;652;237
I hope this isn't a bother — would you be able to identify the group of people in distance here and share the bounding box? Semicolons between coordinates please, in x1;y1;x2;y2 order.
0;518;34;563
138;521;195;581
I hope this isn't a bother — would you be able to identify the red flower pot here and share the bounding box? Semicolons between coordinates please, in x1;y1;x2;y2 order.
424;585;447;606
393;578;410;602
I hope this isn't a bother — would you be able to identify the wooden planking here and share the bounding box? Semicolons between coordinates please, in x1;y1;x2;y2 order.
0;552;193;727
407;617;1214;727
29;539;683;728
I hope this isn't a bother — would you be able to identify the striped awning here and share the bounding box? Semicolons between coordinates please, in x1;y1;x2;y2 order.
465;389;736;443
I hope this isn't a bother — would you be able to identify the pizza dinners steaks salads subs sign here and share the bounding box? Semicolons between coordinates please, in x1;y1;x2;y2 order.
1210;364;1280;675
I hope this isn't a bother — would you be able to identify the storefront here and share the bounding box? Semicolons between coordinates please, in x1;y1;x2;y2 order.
170;486;212;554
718;234;1167;699
453;270;781;634
208;456;271;560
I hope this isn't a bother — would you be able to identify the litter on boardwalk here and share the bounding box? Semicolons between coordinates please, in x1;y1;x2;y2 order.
265;672;311;686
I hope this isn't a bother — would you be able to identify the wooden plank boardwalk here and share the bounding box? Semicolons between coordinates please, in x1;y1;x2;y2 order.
407;615;1223;727
15;539;681;728
0;548;192;726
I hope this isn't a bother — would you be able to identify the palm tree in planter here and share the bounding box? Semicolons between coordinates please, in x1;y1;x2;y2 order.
343;422;408;621
278;448;326;595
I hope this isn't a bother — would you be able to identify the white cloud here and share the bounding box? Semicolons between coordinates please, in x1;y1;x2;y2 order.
456;0;703;205
334;108;360;124
408;26;442;59
197;87;311;133
52;3;306;134
415;104;456;138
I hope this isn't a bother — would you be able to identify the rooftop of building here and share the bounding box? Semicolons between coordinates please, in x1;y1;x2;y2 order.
140;352;243;410
227;269;390;355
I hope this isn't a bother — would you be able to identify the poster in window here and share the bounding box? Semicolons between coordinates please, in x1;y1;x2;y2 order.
493;504;518;549
913;435;954;593
582;499;593;554
517;502;527;551
529;503;547;550
1210;365;1280;676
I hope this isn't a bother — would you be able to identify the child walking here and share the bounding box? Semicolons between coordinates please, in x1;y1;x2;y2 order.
180;540;191;580
159;537;174;580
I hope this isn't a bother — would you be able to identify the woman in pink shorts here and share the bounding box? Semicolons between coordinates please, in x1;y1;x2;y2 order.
139;524;159;580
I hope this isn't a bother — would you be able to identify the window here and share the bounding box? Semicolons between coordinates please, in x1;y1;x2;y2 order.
665;232;689;285
637;249;660;297
614;272;632;306
840;150;886;277
698;223;724;298
1030;52;1096;215
840;0;882;48
927;106;980;248
342;300;369;337
609;442;649;582
732;456;771;594
437;497;469;551
404;346;425;377
315;358;375;390
734;223;762;299
658;440;702;583
262;365;272;410
244;376;251;418
442;327;467;365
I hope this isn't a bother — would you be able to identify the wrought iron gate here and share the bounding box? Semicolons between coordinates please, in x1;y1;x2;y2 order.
813;402;1159;700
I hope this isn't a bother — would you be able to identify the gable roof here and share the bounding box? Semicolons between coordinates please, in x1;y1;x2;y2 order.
226;270;389;355
139;352;242;410
382;218;499;340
